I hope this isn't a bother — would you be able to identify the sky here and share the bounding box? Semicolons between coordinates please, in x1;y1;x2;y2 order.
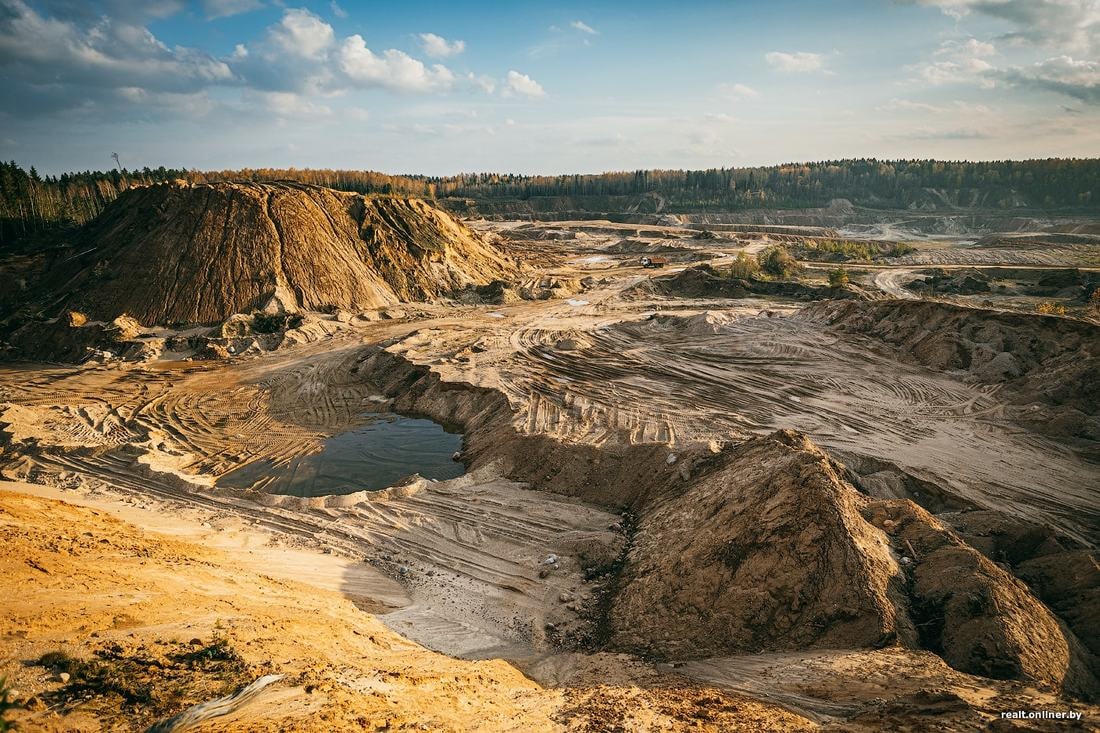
0;0;1098;175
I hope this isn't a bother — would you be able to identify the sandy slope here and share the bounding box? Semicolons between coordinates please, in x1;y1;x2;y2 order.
0;481;814;732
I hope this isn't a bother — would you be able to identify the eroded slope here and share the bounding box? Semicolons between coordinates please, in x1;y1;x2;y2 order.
40;182;516;325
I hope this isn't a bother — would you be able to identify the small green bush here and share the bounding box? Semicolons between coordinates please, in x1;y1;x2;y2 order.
828;267;850;287
725;252;760;280
758;246;800;279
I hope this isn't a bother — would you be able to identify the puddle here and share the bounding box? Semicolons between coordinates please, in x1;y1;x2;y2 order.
218;414;464;497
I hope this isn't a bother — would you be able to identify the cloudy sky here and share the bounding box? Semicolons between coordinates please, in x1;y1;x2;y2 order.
1;0;1098;175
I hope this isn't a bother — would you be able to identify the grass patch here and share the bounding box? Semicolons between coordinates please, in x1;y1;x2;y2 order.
791;239;915;263
34;636;257;726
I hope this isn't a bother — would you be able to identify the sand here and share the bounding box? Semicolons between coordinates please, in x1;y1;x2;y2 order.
2;212;1099;730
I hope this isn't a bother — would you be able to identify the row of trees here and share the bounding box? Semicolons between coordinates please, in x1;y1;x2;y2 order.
431;159;1099;210
2;158;1097;244
0;162;192;243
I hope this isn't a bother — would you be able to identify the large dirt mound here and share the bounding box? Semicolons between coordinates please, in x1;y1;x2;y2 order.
610;431;913;658
43;182;517;325
608;430;1096;698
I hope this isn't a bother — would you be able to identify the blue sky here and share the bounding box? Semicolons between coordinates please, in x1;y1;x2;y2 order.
0;0;1097;175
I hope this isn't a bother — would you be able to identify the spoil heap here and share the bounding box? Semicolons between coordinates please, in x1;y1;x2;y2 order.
44;181;517;325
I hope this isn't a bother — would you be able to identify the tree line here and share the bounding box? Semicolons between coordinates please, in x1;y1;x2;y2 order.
2;158;1097;245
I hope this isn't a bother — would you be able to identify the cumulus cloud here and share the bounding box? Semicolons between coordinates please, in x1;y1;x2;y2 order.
418;32;465;58
267;8;334;60
570;20;598;35
201;0;263;19
466;72;496;94
0;0;559;124
0;0;233;108
503;70;545;97
910;0;1098;53
910;37;996;86
765;51;825;73
993;55;1100;104
339;35;455;92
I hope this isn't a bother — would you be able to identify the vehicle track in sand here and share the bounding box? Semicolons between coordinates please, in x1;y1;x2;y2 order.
451;295;1097;544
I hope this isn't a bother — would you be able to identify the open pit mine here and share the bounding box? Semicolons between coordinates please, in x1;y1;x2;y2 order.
1;181;1098;732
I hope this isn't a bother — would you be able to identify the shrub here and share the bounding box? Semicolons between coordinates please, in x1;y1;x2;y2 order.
725;252;760;280
792;239;915;262
0;676;17;732
758;246;800;279
251;312;304;334
828;267;850;288
1036;302;1066;316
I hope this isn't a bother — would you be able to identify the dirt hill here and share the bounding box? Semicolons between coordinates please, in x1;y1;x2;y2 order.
45;182;517;325
609;431;1098;699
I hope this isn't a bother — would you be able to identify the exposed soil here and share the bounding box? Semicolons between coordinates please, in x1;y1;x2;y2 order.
6;181;517;326
2;198;1098;730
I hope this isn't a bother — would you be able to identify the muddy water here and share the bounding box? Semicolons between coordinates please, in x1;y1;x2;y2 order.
218;414;464;497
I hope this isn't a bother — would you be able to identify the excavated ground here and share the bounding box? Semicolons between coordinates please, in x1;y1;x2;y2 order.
2;216;1099;730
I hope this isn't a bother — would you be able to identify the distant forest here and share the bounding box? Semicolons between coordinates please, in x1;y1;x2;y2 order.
2;158;1098;244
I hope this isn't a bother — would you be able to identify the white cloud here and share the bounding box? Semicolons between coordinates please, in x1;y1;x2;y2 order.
570;20;598;35
267;8;334;60
935;37;995;58
503;70;545;97
338;35;455;92
250;90;332;117
466;72;496;94
765;51;825;73
717;82;759;100
877;98;992;115
330;1;348;19
911;0;1099;53
0;0;233;91
994;55;1100;104
201;0;263;19
116;87;217;117
418;32;465;58
911;38;996;87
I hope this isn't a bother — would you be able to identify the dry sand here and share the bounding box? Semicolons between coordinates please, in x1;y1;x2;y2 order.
2;213;1099;730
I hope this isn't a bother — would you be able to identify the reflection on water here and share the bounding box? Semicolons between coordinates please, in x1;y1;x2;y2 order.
218;414;464;497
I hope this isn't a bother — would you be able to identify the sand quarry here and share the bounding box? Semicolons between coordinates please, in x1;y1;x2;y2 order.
1;184;1098;731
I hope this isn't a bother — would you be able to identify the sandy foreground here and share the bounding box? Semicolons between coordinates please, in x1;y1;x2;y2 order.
0;479;814;732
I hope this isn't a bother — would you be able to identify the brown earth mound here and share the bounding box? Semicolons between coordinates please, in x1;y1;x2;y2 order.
870;500;1098;700
608;430;1096;698
38;182;517;325
610;431;913;658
